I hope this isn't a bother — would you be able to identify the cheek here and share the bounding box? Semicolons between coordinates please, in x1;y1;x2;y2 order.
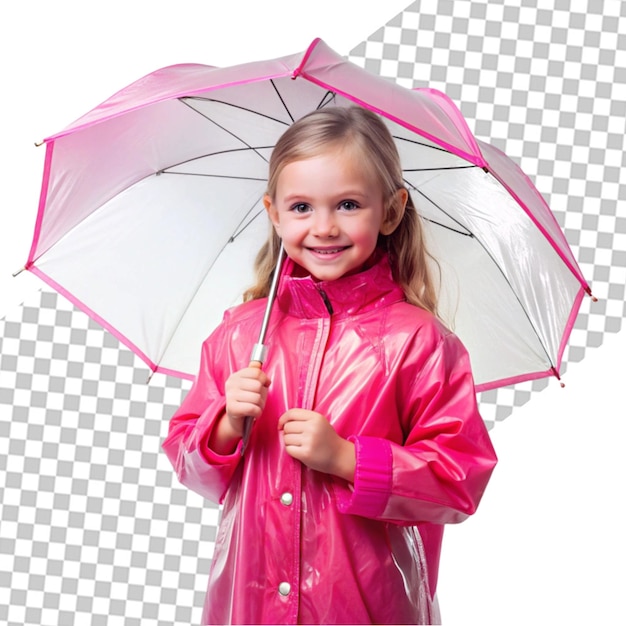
355;220;383;245
274;218;302;243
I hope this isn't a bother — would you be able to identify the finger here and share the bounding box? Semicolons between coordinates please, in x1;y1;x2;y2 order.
248;361;271;386
283;441;311;465
236;379;269;396
234;382;268;402
238;368;270;387
228;367;269;386
282;432;303;448
228;374;270;397
228;401;263;420
281;421;305;437
232;392;265;409
227;386;268;417
277;408;313;430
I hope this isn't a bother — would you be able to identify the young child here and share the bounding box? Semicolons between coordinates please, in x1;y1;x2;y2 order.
163;106;497;625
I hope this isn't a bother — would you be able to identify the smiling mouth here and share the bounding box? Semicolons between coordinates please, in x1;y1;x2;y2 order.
308;246;349;255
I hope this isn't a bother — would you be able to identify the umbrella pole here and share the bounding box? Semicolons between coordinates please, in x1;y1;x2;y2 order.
241;243;286;454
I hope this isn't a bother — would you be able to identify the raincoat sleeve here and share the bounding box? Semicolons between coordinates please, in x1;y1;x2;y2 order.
162;321;243;503
333;330;497;525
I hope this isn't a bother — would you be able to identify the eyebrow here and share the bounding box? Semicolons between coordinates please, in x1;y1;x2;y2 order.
281;190;369;203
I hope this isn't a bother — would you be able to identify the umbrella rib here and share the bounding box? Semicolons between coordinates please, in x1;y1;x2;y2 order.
182;96;291;130
160;172;267;182
179;98;275;163
177;87;338;176
413;186;557;370
406;182;473;236
393;134;456;155
420;216;474;237
231;206;266;241
270;79;295;122
268;81;336;120
317;91;337;109
158;146;275;174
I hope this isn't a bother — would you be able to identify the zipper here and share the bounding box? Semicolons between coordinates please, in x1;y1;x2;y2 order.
317;287;334;315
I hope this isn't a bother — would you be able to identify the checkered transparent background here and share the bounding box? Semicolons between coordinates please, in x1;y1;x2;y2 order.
2;1;625;624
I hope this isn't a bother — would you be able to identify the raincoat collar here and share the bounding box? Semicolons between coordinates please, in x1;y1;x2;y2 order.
276;250;405;319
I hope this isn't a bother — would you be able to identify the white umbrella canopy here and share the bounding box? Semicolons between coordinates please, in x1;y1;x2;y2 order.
24;38;590;388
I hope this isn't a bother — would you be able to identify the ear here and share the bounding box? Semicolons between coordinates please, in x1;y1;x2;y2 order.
380;188;408;236
263;194;280;232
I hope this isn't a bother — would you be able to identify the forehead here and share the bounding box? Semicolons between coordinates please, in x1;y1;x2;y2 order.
277;145;382;194
281;140;379;179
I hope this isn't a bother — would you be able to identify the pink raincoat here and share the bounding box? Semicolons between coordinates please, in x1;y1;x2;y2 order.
162;253;497;624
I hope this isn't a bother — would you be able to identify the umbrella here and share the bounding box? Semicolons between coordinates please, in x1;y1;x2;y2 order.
22;38;591;392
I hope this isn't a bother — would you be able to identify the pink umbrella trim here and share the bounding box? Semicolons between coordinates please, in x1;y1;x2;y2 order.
27;265;195;381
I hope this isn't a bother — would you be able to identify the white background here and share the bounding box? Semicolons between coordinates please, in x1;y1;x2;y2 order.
2;2;624;624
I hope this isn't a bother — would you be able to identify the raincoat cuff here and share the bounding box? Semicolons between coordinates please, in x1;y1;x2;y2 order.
335;436;392;518
200;438;243;465
198;408;243;464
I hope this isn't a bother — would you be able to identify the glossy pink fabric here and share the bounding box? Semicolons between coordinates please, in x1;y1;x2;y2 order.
162;254;497;624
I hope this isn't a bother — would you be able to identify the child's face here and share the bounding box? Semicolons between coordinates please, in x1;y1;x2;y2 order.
264;147;388;282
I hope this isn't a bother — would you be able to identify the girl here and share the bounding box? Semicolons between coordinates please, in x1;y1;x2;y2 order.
163;106;497;625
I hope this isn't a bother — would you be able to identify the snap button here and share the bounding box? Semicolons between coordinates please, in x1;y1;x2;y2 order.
280;492;294;506
278;581;291;596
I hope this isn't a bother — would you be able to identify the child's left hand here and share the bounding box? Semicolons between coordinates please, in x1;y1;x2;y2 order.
277;409;355;483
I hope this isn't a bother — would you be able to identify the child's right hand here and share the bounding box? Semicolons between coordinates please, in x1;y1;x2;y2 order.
224;365;271;436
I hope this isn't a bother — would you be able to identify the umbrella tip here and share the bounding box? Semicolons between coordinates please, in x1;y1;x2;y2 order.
550;366;564;388
585;285;598;302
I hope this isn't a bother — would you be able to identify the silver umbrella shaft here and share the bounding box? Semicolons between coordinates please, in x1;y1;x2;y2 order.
241;243;286;454
249;243;285;363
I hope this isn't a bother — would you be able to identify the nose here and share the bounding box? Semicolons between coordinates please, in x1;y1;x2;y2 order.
311;210;339;238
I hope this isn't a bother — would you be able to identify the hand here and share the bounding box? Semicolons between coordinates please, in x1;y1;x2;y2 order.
277;409;355;482
224;365;271;437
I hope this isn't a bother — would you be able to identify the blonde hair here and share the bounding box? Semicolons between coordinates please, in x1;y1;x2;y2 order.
245;106;439;315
